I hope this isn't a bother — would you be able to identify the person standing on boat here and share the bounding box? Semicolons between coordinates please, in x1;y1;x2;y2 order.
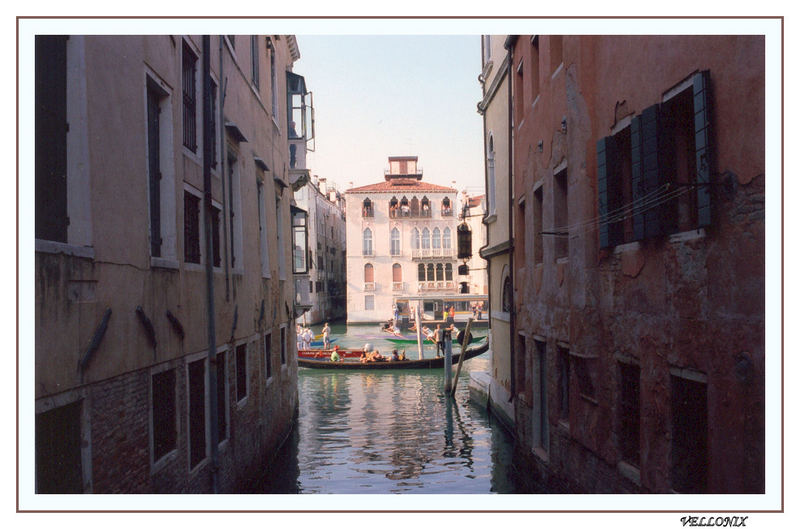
434;324;444;358
303;327;313;350
322;322;331;349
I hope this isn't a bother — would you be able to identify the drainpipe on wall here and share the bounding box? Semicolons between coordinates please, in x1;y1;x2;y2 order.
219;35;230;302
505;37;516;404
202;35;220;494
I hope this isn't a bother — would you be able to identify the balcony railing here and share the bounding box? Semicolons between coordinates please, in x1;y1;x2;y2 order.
411;248;454;259
362;208;374;218
364;282;375;291
389;208;432;219
441;207;453;217
392;281;404;291
416;281;457;292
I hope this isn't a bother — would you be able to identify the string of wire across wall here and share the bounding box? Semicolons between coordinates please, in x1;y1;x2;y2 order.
540;182;690;237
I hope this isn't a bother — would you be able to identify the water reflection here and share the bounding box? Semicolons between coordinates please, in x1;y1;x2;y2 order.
251;323;544;494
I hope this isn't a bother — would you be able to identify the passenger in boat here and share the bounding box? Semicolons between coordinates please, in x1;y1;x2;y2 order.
296;324;303;351
330;346;341;362
359;351;368;363
391;349;400;361
322;322;331;349
399;350;407;361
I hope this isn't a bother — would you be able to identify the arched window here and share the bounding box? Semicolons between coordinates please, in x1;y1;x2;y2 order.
502;273;513;313
418;263;425;281
363;198;373;218
410;196;419;216
400;196;410;217
364;263;374;283
421;196;430;216
432;227;441;249
362;228;373;255
435;263;444;281
390;227;400;256
392;263;402;283
426;263;435;281
411;228;420;249
441;197;452;216
389;196;398;217
443;227;451;249
445;263;453;280
421;228;430;249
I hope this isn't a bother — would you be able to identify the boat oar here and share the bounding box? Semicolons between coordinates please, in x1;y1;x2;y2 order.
450;318;473;396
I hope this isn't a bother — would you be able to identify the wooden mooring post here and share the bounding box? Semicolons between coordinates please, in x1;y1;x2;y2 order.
450;318;473;396
444;327;453;392
415;303;424;360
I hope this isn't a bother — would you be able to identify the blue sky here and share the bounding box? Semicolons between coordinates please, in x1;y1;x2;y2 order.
294;35;486;195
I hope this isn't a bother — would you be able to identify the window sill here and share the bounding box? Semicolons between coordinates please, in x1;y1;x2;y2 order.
151;257;179;270
236;396;248;409
183;262;205;273
669;228;707;244
613;241;641;255
556;256;569;265
265;377;274;390
484;214;497;225
36;239;95;259
617;460;641;486
151;448;178;474
532;446;549;464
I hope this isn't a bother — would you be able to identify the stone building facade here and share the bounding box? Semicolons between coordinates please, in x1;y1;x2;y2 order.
345;156;459;324
476;35;516;428
33;34;308;493
294;176;347;325
492;35;765;493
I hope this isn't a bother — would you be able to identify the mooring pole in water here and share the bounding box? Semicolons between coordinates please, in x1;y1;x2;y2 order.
415;303;424;360
444;328;453;392
451;317;473;396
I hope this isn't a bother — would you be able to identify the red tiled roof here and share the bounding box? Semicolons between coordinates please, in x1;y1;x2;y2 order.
467;195;485;207
347;178;456;193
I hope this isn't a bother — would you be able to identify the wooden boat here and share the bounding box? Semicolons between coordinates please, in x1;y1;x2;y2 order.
297;338;489;370
384;334;481;346
298;348;363;359
307;337;337;347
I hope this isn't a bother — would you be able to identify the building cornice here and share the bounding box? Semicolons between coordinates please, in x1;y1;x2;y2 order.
479;239;512;259
477;53;510;115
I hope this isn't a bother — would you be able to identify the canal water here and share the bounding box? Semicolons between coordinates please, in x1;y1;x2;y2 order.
252;322;542;494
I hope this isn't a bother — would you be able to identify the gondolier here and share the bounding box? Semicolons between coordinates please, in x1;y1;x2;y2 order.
322;322;331;349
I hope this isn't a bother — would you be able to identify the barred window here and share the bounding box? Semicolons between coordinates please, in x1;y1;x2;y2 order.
182;42;197;152
183;191;201;264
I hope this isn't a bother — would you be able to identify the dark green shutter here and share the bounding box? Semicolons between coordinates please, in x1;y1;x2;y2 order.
630;114;646;241
597;137;611;248
693;70;713;228
641;104;662;238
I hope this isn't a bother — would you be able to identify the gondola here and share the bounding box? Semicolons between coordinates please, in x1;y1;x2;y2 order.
297;338;489;370
384;334;481;346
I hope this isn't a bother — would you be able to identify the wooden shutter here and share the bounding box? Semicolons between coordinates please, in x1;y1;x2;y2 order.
630;114;646;241
641;104;662;238
693;70;713;228
35;35;68;243
597;137;611;248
